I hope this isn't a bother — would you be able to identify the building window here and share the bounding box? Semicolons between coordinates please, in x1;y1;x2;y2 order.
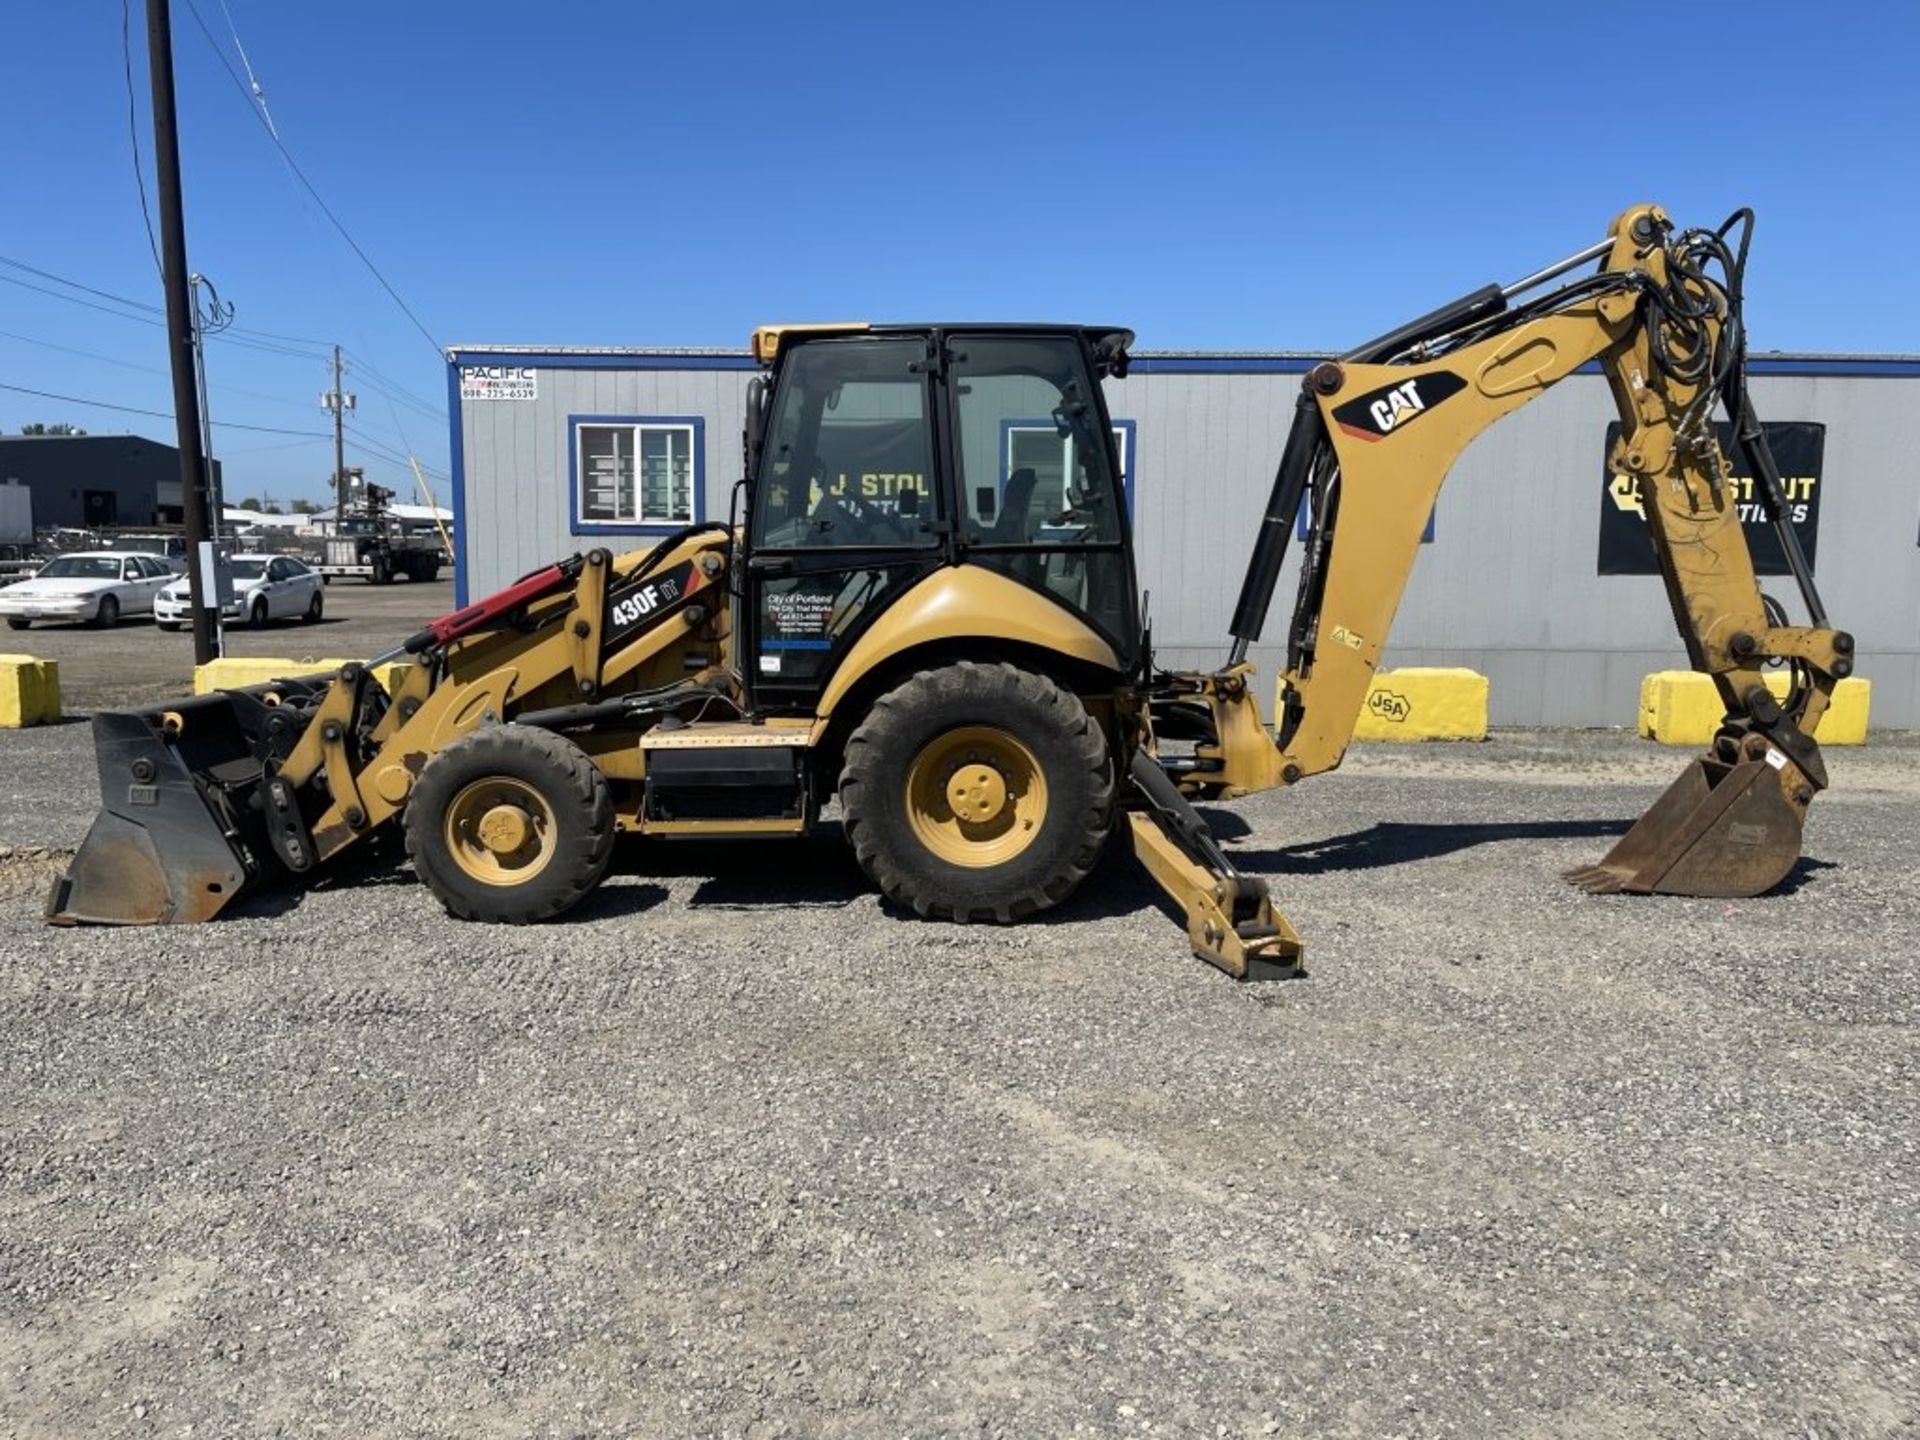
1003;420;1135;517
571;417;703;530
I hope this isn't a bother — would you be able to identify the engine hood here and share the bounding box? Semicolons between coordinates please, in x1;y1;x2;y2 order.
3;577;109;598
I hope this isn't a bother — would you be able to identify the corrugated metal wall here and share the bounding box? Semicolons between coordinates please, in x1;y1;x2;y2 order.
454;354;1920;727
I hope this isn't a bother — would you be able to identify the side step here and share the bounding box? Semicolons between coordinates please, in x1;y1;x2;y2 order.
638;723;811;837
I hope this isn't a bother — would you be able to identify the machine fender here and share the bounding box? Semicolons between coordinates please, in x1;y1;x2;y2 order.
814;565;1120;722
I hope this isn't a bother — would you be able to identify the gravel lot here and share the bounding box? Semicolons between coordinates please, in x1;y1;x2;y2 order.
1;723;1915;1437
3;576;448;713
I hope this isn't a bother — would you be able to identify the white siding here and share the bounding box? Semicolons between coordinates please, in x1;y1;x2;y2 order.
456;354;1920;727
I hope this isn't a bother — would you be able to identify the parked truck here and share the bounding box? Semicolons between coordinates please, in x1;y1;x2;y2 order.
317;485;444;584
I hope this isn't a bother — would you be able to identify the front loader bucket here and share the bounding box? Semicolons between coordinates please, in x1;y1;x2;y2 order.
1565;741;1814;899
46;686;318;925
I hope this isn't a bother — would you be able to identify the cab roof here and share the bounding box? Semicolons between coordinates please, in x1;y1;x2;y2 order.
749;322;1135;366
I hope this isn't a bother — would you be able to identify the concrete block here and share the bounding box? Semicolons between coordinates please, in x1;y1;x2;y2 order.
193;657;412;698
193;657;353;695
1351;667;1489;742
1638;670;1871;745
0;654;60;727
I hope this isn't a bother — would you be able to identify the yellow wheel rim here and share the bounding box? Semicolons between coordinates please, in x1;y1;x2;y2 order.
443;776;557;887
904;725;1048;868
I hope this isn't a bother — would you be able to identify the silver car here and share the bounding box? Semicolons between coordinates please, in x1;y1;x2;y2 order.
154;553;325;630
0;551;175;630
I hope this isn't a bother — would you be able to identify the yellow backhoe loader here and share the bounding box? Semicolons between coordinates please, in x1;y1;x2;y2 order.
47;205;1853;979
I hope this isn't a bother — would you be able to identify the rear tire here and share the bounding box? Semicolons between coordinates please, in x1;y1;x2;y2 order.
839;661;1113;923
405;726;615;923
92;595;119;628
371;555;392;586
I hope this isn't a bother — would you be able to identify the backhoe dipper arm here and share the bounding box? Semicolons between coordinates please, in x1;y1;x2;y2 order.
1139;205;1851;975
1256;206;1850;785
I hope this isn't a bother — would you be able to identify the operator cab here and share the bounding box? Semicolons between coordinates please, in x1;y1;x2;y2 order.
744;323;1139;709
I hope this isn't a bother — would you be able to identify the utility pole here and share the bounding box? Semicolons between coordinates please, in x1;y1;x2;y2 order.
145;0;216;665
324;346;354;528
187;274;226;655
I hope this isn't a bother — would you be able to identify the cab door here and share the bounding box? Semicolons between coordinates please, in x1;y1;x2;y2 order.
745;336;948;712
945;333;1139;666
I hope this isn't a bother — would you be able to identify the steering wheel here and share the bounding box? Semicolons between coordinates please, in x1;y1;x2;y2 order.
809;489;912;546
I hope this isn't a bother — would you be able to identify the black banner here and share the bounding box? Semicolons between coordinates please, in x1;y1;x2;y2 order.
1598;421;1823;576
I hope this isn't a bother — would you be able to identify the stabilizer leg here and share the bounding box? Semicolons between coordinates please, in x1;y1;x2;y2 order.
1125;749;1305;981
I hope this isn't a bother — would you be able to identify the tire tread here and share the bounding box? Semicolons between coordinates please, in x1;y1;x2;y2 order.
404;725;615;923
839;661;1112;923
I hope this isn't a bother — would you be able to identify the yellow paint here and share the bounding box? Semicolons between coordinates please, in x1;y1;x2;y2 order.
750;322;870;363
815;565;1120;721
1283;667;1488;743
0;654;60;727
1638;671;1870;746
192;657;413;696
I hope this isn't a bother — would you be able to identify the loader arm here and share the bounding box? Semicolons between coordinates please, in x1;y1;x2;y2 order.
1135;203;1852;977
47;527;735;925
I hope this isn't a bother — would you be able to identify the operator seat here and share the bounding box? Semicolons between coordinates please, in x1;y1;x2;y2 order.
986;467;1039;544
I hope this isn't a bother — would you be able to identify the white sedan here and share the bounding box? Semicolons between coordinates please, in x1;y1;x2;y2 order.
155;553;325;630
0;551;177;630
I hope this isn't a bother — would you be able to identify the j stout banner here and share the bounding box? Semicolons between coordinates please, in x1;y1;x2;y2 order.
1598;421;1824;576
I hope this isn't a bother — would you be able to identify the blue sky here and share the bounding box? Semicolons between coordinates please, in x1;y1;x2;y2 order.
3;1;1915;504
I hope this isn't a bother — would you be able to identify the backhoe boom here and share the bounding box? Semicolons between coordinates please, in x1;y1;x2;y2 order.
1140;204;1851;975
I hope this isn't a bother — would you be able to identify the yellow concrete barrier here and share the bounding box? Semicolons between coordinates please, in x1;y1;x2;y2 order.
0;654;60;727
1638;670;1871;746
1334;667;1489;742
193;658;413;696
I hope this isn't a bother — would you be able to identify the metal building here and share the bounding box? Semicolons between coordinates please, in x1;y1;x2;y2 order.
0;433;207;530
446;345;1919;728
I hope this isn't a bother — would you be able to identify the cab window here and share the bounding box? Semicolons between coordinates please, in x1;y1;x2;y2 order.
949;334;1132;647
951;336;1122;548
751;338;938;549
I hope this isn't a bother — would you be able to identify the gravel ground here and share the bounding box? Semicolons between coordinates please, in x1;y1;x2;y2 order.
1;726;1915;1437
3;577;446;713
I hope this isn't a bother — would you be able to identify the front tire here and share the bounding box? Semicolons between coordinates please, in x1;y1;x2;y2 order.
157;620;181;632
839;661;1113;923
404;726;615;923
248;597;269;629
92;595;119;628
304;591;323;624
5;618;28;631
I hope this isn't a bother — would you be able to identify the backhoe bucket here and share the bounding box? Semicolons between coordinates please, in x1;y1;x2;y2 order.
1565;742;1813;898
46;686;319;925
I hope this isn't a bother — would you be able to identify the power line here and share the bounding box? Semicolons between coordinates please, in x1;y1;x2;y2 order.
0;254;161;314
0;271;165;326
0;270;336;366
0;326;330;414
346;423;449;479
120;0;164;281
343;349;446;420
214;0;279;139
180;0;443;358
219;434;329;455
0;381;330;437
0;254;336;356
0;327;159;374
